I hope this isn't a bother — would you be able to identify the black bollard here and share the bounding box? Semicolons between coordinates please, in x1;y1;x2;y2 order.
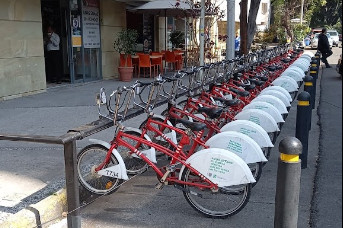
310;58;318;69
295;91;311;169
274;137;302;228
303;76;314;130
309;66;318;109
314;52;321;66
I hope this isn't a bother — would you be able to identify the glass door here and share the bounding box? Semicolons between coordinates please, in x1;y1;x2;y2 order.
69;0;101;83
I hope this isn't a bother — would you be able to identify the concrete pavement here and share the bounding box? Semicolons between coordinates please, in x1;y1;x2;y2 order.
0;47;341;227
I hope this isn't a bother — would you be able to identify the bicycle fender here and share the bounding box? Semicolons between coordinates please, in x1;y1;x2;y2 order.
281;72;303;82
262;86;292;102
220;120;274;148
205;131;267;163
282;68;305;80
124;127;157;163
235;109;279;132
243;101;284;123
272;77;299;92
88;139;129;180
150;114;178;144
260;90;291;107
287;65;306;78
252;94;288;114
179;148;256;187
292;59;310;72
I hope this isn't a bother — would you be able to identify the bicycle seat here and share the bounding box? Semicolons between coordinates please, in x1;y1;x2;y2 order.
249;78;265;86
197;106;223;119
213;97;240;106
175;118;207;131
267;66;277;71
234;81;256;91
162;75;178;82
233;72;243;80
255;75;268;81
229;88;250;97
179;70;196;75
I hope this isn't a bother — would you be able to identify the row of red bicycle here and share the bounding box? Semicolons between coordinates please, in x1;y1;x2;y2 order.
77;45;313;218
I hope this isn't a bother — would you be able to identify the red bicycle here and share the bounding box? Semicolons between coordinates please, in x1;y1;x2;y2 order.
77;81;255;218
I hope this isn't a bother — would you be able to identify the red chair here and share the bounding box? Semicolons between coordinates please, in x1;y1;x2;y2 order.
138;54;156;78
150;52;163;74
132;57;139;77
164;51;179;72
173;51;184;70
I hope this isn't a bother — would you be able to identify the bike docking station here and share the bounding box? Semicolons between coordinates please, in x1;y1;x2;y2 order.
0;84;191;228
0;45;320;227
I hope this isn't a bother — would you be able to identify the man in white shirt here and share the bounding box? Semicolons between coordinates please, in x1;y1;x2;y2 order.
45;26;61;83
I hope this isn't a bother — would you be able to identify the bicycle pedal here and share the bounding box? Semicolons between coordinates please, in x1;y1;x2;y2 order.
155;182;165;190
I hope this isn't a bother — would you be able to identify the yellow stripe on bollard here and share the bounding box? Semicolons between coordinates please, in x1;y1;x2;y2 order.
298;100;310;106
280;153;299;162
310;71;317;73
311;64;317;67
304;82;313;86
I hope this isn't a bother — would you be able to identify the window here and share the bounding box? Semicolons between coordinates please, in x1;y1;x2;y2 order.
262;3;268;15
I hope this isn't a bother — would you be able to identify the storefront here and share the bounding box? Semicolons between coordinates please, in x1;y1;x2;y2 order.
0;0;126;100
41;0;102;83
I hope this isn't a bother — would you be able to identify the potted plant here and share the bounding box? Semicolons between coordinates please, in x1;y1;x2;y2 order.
113;28;138;81
170;30;185;49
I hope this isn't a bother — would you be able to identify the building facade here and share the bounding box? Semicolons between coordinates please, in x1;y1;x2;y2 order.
0;0;126;100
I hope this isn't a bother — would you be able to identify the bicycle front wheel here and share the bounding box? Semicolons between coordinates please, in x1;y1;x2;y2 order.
248;162;263;187
77;144;122;195
181;168;251;218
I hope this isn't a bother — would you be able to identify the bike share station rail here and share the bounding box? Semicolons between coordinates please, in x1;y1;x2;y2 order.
0;45;317;228
0;85;190;228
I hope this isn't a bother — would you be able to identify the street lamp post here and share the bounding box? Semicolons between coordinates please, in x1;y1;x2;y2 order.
226;0;235;60
300;0;304;24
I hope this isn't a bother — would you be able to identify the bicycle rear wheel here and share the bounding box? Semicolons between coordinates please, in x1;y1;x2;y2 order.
181;168;251;218
77;144;122;195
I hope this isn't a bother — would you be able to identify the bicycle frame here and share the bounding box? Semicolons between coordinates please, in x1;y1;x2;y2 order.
110;124;218;190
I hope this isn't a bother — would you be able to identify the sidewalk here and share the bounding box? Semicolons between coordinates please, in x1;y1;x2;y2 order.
0;48;341;227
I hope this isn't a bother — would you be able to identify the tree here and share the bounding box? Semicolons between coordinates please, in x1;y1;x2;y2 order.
247;0;262;50
240;0;248;55
240;0;263;53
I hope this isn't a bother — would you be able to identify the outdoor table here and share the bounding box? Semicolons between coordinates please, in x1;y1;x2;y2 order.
132;55;163;59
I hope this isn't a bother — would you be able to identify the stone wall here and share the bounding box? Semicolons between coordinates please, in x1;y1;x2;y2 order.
100;0;126;80
0;0;45;100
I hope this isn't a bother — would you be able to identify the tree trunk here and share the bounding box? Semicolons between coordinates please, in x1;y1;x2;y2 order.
240;0;248;55
247;0;262;50
282;7;294;41
270;4;275;25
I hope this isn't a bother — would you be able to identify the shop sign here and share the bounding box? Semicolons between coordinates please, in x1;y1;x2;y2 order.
82;5;100;48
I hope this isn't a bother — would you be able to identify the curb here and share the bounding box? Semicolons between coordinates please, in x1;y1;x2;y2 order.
0;189;67;228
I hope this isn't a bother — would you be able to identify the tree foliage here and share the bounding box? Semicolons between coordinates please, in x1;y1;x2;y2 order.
270;0;331;41
310;0;342;27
